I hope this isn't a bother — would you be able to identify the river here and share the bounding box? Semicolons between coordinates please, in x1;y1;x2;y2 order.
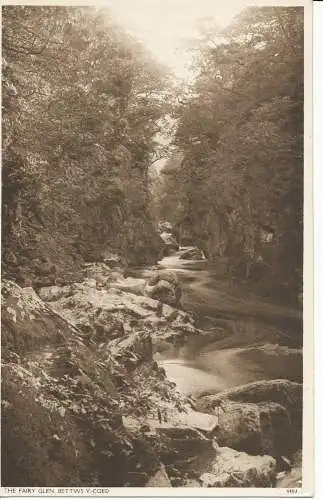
130;247;302;398
129;247;303;486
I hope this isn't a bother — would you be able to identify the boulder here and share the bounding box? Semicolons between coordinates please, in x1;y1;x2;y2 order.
201;379;302;425
158;221;173;233
144;270;181;307
199;447;276;487
147;269;179;287
42;279;194;351
49;286;155;333
38;285;73;302
45;289;128;343
159;231;179;253
161;304;179;321
155;425;214;460
144;280;179;307
176;410;219;434
179;247;206;261
198;400;294;459
196;379;302;459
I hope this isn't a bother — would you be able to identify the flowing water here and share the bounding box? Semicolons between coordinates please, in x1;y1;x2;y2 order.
130;247;302;398
129;247;303;486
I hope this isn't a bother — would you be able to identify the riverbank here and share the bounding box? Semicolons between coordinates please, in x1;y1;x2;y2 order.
130;248;303;488
2;251;302;488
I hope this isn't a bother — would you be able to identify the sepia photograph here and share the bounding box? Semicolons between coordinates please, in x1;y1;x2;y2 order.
1;0;313;495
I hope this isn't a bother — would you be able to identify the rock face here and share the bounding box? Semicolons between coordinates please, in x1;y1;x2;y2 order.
144;269;182;307
2;272;295;489
1;280;189;487
2;281;75;356
196;379;302;460
199;447;276;487
40;279;192;349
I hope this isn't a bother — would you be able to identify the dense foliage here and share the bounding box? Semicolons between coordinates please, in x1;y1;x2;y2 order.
2;6;304;303
2;6;170;285
154;7;303;303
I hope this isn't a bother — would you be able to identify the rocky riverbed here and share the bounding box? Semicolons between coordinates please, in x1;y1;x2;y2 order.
1;250;302;488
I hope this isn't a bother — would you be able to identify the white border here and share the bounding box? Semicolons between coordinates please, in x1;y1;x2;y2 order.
0;0;315;497
313;2;322;499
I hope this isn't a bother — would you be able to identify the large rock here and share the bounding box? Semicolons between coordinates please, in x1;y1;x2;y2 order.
158;221;173;233
141;424;214;468
144;270;181;307
159;231;179;254
179;247;206;261
36;281;195;403
176;410;219;434
49;286;157;337
198;399;294;459
39;279;195;352
202;379;302;424
157;425;213;457
199;447;276;487
196;379;302;459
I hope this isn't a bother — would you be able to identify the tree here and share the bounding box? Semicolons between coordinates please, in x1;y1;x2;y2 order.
2;6;170;284
156;7;303;303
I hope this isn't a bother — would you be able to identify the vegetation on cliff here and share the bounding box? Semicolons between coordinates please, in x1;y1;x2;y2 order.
2;5;171;287
152;7;303;304
1;279;190;486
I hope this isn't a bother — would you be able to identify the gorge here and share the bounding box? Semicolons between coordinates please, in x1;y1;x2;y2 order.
1;4;304;491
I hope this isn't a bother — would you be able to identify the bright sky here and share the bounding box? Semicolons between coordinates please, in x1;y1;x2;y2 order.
104;0;248;80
